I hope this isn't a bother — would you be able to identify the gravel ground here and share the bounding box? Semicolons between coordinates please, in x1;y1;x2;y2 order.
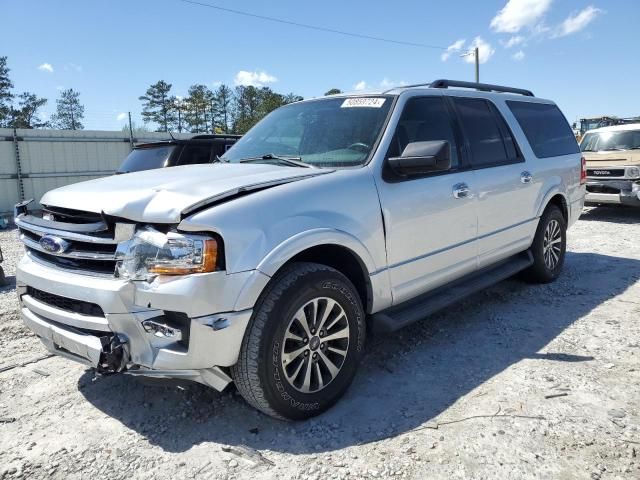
0;206;639;480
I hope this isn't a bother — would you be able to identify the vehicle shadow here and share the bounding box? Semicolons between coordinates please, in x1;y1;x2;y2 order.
79;251;640;454
581;205;640;224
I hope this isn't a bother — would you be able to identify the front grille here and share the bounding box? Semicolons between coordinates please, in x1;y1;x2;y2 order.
27;286;105;317
16;210;118;277
587;168;625;177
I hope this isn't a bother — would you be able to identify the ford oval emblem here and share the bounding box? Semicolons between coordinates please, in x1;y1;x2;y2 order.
39;235;70;254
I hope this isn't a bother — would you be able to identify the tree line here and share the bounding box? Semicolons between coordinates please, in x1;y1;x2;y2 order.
0;56;85;129
139;80;305;134
0;55;345;134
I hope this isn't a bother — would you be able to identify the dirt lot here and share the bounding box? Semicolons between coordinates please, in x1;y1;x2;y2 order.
0;206;639;480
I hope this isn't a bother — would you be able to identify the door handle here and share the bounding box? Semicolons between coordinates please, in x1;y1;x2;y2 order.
521;171;533;184
453;182;471;199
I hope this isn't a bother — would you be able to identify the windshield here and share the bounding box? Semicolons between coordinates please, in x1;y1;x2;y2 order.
580;130;640;152
117;145;176;173
222;96;393;167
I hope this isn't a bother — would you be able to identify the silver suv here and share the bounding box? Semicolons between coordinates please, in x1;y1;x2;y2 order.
15;80;585;420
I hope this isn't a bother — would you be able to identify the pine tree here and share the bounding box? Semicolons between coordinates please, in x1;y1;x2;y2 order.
139;80;177;132
10;92;48;128
51;88;84;130
184;84;214;133
212;84;233;133
0;56;14;127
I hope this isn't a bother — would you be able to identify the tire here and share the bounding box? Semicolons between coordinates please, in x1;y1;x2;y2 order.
523;205;567;283
230;262;366;420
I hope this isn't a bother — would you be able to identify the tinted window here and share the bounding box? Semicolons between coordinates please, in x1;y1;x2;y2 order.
507;101;579;158
453;98;517;168
388;97;459;168
178;144;212;166
117;146;175;173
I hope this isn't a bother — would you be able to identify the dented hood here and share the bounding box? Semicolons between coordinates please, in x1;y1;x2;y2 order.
40;163;331;223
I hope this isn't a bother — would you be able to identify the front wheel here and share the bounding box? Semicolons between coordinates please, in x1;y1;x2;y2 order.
231;262;366;420
523;205;567;283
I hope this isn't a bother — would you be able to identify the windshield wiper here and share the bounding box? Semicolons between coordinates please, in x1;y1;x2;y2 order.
213;155;229;163
240;153;314;168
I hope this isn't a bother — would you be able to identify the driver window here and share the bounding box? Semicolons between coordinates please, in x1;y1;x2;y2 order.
388;97;459;168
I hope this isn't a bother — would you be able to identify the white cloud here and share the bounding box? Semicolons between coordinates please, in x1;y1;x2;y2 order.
441;39;466;61
554;6;603;37
38;63;54;73
234;70;277;87
353;80;369;91
379;78;407;89
503;35;525;48
116;113;128;122
64;63;83;72
351;79;405;92
463;37;495;64
512;50;526;61
211;80;222;88
490;0;552;33
56;85;65;91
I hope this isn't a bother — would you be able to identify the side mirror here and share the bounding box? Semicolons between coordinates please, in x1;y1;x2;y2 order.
388;140;451;177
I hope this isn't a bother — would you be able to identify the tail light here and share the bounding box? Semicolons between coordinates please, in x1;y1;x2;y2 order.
580;156;587;185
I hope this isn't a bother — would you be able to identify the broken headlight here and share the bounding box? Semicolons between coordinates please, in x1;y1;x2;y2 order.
116;227;219;280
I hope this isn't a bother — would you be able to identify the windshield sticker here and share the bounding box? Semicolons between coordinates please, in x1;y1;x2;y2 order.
341;98;386;108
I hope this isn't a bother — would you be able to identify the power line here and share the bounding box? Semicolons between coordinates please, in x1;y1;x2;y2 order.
180;0;448;50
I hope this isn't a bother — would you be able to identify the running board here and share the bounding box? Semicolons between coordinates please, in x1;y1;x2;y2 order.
371;251;533;334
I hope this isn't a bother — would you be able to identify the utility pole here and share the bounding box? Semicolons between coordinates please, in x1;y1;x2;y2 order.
128;112;134;149
474;47;480;83
461;48;480;83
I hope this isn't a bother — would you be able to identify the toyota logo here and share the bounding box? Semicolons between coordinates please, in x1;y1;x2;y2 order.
39;235;70;254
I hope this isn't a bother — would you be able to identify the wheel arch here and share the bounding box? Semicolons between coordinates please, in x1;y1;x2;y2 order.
537;187;569;223
255;229;377;313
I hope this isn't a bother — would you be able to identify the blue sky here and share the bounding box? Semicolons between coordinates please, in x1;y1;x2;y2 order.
3;0;639;130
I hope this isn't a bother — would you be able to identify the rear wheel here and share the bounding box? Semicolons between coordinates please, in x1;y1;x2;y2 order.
523;205;567;283
231;262;366;420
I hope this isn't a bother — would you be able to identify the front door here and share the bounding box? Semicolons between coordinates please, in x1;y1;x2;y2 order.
375;95;478;305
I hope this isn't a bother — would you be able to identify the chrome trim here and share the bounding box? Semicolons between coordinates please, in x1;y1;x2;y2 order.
21;234;116;260
22;294;111;332
15;214;117;245
26;250;116;278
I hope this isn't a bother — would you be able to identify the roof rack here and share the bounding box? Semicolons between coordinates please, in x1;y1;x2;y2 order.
429;79;534;97
191;134;242;140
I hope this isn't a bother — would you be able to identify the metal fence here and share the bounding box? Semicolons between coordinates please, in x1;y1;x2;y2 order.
0;128;193;215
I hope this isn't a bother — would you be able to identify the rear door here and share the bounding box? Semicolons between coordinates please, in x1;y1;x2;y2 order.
450;96;537;268
376;95;478;305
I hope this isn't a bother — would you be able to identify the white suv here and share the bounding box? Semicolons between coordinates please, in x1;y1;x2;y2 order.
15;79;585;420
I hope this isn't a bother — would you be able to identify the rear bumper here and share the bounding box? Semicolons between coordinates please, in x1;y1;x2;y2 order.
16;254;260;390
585;179;640;206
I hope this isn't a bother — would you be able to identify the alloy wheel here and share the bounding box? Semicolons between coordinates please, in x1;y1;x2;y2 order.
280;297;350;393
543;219;562;270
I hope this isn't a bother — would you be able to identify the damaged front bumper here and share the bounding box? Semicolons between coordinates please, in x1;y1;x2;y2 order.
585;179;640;206
16;254;260;391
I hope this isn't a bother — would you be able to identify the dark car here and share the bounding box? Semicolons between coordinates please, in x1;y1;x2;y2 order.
117;134;241;174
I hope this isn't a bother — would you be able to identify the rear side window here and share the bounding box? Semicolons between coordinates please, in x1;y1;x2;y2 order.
452;98;520;168
507;101;579;158
177;144;213;166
